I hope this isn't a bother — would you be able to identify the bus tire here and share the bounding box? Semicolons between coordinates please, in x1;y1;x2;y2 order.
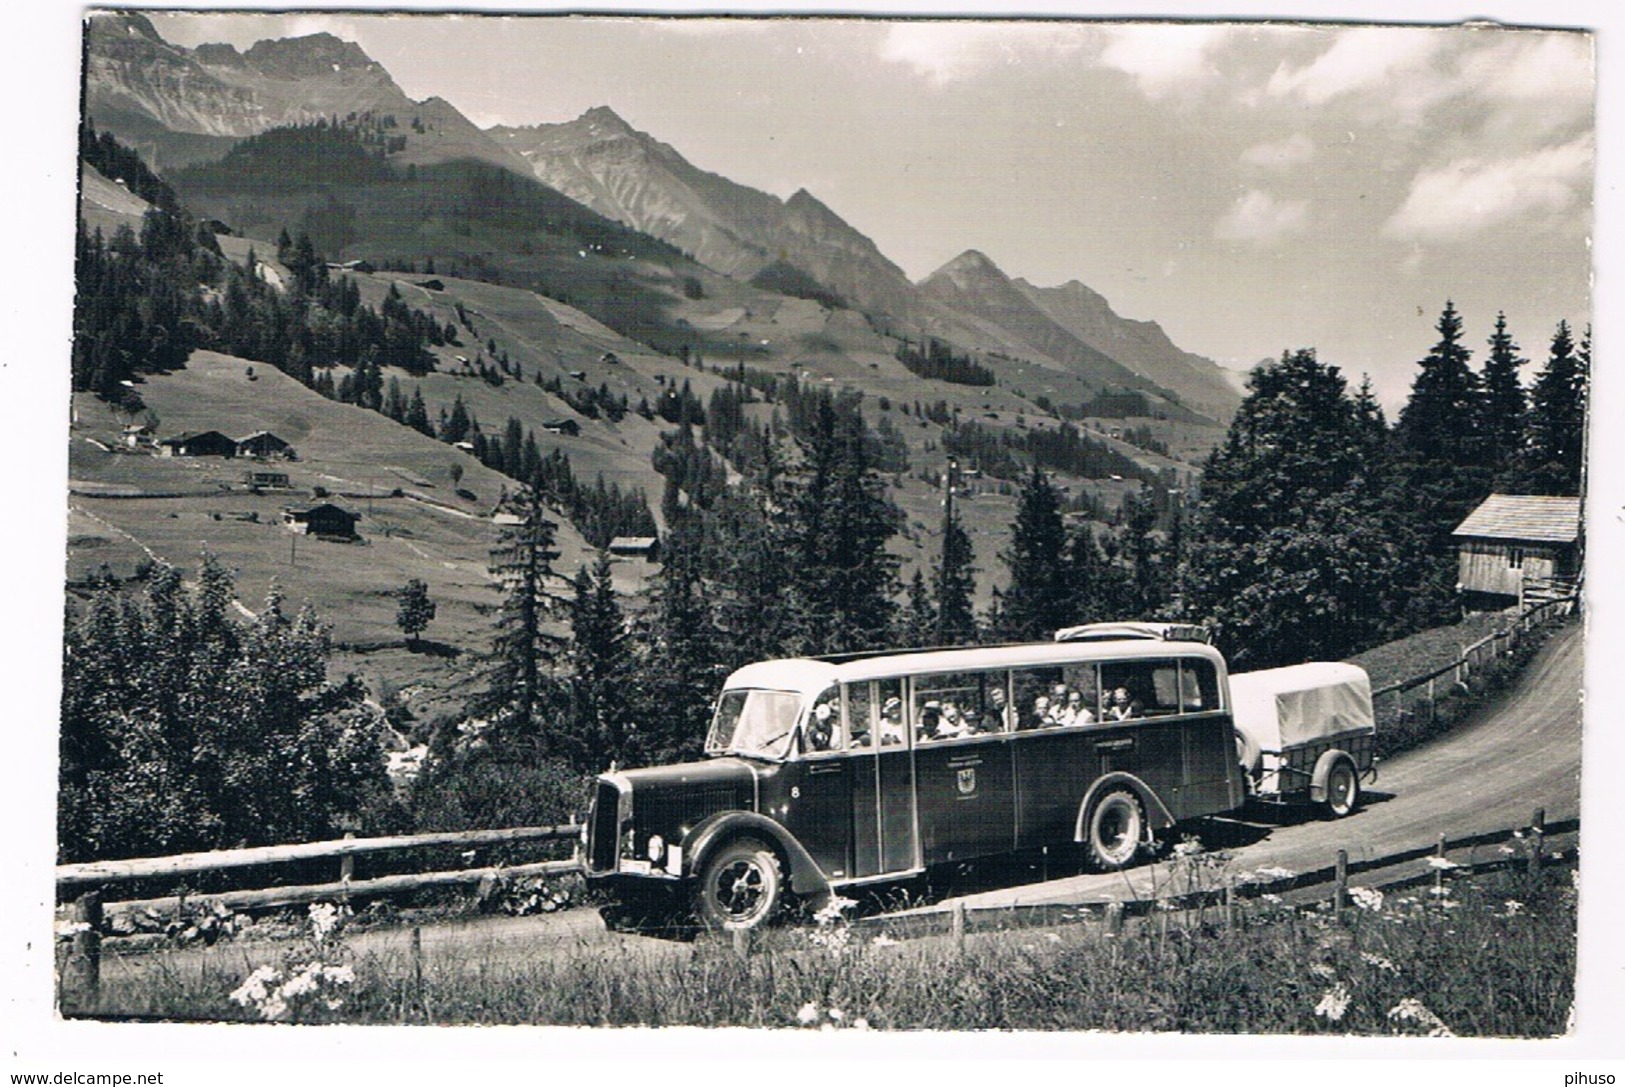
1322;757;1361;819
1085;789;1144;870
695;838;783;931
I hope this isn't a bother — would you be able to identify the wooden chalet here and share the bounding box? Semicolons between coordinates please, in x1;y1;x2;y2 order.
243;468;292;490
1452;493;1582;609
157;430;236;458
283;503;361;540
236;430;293;459
541;418;581;436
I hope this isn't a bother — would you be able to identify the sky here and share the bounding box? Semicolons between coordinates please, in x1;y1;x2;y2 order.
140;10;1596;409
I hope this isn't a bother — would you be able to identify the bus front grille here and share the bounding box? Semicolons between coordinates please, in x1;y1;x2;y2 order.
587;780;623;873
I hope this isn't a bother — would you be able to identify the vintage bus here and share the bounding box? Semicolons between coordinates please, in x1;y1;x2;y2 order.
581;634;1247;930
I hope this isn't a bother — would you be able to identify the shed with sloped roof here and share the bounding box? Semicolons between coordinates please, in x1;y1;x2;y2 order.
1451;493;1581;607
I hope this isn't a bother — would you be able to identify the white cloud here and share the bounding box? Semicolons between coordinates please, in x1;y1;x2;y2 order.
1381;136;1594;243
877;21;1090;85
1454;32;1593;136
1097;23;1228;99
1266;27;1445;106
1215;189;1310;243
1240;132;1315;170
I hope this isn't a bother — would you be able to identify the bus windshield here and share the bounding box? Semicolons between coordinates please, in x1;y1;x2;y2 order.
705;689;804;759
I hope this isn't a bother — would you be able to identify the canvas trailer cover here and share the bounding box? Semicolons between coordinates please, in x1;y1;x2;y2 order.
1229;662;1375;754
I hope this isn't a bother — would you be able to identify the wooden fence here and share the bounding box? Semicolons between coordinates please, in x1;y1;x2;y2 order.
1369;594;1575;730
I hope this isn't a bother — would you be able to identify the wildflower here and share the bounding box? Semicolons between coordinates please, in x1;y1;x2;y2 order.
1502;900;1524;917
1315;983;1351;1022
1426;856;1460;871
1261;893;1282;904
230;965;280;1009
1388;998;1456;1037
1255;866;1296;881
1498;845;1517;856
1172;839;1204;858
307;902;346;943
1158;899;1178;911
870;933;899;948
796;1001;819;1025
827;1007;845;1022
1361;952;1398;974
1046;932;1062;943
813;896;858;926
1428;885;1451;897
1349;886;1384;912
851;1018;870;1031
1571;870;1581;891
1309;963;1336;980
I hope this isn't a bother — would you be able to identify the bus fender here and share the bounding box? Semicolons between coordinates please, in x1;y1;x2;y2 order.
682;811;831;899
1308;749;1352;804
1073;772;1177;843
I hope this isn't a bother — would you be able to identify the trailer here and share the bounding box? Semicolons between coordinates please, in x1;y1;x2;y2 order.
1229;662;1377;817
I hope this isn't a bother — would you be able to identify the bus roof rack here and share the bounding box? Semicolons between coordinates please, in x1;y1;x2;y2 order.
1053;621;1212;645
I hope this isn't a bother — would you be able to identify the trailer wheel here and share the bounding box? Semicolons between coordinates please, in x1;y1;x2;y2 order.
1322;757;1360;818
695;838;783;931
1234;728;1261;774
1085;789;1144;870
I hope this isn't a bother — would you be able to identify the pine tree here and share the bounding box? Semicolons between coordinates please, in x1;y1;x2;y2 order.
999;466;1071;640
901;568;937;647
563;551;631;771
1480;312;1528;478
933;493;977;645
632;516;723;765
481;486;564;745
1396;301;1485;469
1515;320;1588;495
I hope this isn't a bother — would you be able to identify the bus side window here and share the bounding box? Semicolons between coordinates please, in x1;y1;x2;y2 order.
847;682;874;750
806;686;843;753
1012;666;1063;730
1180;658;1220;712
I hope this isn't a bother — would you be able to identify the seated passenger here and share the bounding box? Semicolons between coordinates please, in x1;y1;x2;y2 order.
1067;689;1096;725
1027;694;1052;729
1106;686;1143;721
985;686;1015;731
938;702;971;739
806;700;840;752
879;697;905;745
917;702;943;742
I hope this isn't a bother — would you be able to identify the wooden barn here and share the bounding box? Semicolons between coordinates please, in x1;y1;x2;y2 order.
608;536;660;561
157;430;236;458
283;503;361;540
1452;494;1582;609
541;418;581;436
236;430;293;459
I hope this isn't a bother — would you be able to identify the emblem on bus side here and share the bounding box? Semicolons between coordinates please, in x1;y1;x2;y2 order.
957;767;977;795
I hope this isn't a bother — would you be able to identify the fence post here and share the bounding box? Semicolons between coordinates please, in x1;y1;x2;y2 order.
61;890;102;1013
1427;677;1436;723
732;926;751;959
1334;849;1348;921
411;924;424;1004
1103;901;1124;937
339;831;354;905
1223;876;1235;932
1528;808;1545;878
951;900;966;954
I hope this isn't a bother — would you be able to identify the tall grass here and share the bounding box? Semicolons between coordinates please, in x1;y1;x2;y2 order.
81;863;1575;1035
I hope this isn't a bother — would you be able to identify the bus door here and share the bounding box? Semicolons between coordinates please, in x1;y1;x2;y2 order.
846;678;917;878
1012;663;1101;848
1098;658;1189;814
780;686;854;880
910;670;1016;865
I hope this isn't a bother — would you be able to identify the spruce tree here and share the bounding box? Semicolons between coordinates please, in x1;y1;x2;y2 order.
481;486;564;745
1516;320;1588;495
563;551;631;771
1480;312;1528;478
934;497;977;645
999;466;1070;640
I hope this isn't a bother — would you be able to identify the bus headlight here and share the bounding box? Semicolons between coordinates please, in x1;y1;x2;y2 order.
647;834;666;864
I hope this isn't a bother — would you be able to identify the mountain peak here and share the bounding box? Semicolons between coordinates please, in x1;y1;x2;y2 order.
930;249;1006;283
242;33;379;79
578;105;636;136
91;11;164;43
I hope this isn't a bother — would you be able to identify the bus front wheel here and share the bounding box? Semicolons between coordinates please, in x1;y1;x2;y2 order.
1085;789;1145;870
695;838;783;931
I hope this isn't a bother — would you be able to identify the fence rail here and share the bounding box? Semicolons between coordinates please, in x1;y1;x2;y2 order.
1369;594;1575;726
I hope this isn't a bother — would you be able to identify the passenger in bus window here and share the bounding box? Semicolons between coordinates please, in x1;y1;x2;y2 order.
917;701;943;742
1028;694;1052;729
1107;686;1142;721
986;685;1015;731
939;701;971;739
1067;688;1095;725
806;699;841;752
880;697;905;745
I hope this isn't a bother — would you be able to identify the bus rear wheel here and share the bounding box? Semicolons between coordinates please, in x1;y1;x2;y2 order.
1085;789;1144;870
695;838;783;931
